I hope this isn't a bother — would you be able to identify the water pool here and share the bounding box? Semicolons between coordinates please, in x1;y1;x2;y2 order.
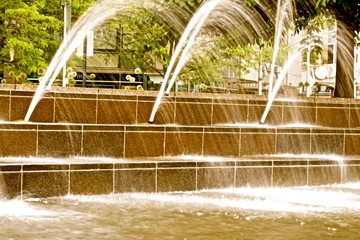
2;183;360;239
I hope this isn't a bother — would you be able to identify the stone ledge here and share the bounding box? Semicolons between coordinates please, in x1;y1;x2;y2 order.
0;156;359;199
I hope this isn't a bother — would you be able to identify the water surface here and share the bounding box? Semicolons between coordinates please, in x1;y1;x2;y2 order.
2;183;360;239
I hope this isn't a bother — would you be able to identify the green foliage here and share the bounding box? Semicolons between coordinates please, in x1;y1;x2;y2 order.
95;5;177;75
0;0;62;76
178;37;224;86
71;0;96;20
218;39;288;78
169;0;202;12
297;14;335;61
221;44;259;78
0;0;300;90
317;0;359;10
295;0;359;32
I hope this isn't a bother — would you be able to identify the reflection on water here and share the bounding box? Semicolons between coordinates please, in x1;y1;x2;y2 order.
2;183;360;239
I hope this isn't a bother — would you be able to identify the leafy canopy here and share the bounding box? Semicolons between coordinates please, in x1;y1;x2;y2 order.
0;0;62;78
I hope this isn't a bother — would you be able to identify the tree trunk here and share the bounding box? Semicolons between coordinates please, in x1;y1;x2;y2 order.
333;11;356;98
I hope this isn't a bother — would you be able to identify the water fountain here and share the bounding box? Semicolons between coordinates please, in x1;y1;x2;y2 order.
1;0;359;194
1;0;360;238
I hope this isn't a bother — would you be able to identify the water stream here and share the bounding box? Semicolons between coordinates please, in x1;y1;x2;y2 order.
149;0;222;123
260;49;302;123
24;0;129;121
24;0;187;122
149;0;272;123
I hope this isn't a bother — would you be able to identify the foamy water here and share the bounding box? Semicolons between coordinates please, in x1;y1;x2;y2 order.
0;199;54;217
59;183;360;215
2;183;360;239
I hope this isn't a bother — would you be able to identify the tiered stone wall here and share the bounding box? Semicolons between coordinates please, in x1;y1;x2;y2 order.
1;123;360;158
1;85;360;198
1;157;360;199
1;86;360;127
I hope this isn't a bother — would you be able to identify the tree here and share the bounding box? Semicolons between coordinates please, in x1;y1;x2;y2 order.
0;1;62;80
110;11;175;75
71;0;96;21
294;0;360;98
84;0;198;77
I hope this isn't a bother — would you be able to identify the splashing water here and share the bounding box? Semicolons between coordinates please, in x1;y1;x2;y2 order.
163;0;268;96
0;199;54;217
61;183;360;214
2;184;360;238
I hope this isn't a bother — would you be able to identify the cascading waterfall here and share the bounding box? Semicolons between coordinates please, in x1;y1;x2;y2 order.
0;173;8;199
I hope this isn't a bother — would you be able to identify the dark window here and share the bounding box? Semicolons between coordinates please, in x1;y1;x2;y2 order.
327;44;334;64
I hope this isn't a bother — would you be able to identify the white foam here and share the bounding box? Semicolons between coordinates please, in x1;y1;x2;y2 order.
0;200;54;217
61;183;360;214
